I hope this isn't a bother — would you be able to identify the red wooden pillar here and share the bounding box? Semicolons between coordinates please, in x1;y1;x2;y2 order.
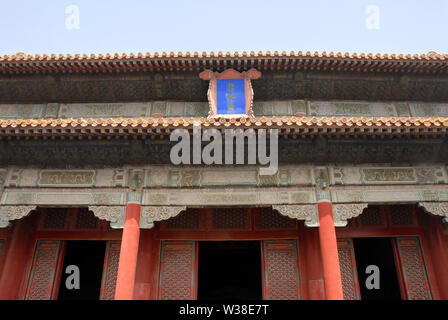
425;216;448;299
303;227;325;299
0;214;38;300
133;229;154;300
317;201;344;300
114;203;141;300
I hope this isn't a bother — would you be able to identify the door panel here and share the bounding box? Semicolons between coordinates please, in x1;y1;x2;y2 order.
158;241;197;300
99;240;121;300
262;240;301;300
25;240;64;300
337;239;361;300
395;237;432;300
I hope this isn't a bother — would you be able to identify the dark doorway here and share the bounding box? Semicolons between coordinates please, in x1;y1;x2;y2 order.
353;238;402;300
58;241;106;300
198;241;262;300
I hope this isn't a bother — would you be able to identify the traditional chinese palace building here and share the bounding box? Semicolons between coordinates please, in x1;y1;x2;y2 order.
0;51;447;300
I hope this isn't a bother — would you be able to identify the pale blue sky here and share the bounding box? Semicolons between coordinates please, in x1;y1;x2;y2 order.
1;0;447;55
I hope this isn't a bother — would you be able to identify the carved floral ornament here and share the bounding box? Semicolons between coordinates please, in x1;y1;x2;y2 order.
88;206;126;229
272;205;319;227
418;202;448;223
332;203;369;227
0;205;37;228
140;206;187;229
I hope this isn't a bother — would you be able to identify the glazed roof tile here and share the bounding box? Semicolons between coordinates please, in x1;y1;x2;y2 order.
1;51;447;74
0;116;447;137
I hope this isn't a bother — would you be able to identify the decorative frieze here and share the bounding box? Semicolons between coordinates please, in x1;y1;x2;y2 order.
309;101;398;117
88;206;126;229
2;101;448;120
0;205;37;228
362;168;415;183
333;203;369;227
1;190;125;206
38;170;95;187
252;100;306;117
59;103;149;118
140;206;187;229
418;202;448;223
112;170;127;187
6;169;22;187
409;103;448;117
332;187;448;204
150;166;313;188
272;204;319;227
0;104;45;119
143;188;315;206
331;166;446;185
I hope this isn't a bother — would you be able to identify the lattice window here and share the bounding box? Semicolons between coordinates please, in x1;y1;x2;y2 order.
262;240;301;300
396;237;432;300
42;208;68;230
100;241;121;300
360;206;384;227
75;208;98;230
158;241;196;300
390;205;416;226
25;240;63;300
213;208;248;230
337;239;361;300
259;207;295;229
165;209;200;229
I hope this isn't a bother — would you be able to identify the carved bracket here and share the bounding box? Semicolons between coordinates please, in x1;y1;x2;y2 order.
333;203;369;227
272;204;319;227
0;205;37;228
140;206;187;229
418;202;448;223
88;206;126;229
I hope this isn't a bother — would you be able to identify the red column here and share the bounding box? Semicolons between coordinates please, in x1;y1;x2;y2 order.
317;201;344;300
114;203;141;300
426;216;448;299
0;214;38;299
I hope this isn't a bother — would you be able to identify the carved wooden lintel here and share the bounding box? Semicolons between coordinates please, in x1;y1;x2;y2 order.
333;203;369;227
0;205;37;228
418;202;448;223
140;206;187;229
88;206;125;229
272;204;319;227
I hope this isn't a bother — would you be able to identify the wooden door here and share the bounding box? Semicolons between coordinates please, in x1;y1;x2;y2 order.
395;237;432;300
99;240;121;300
25;240;64;300
262;240;301;300
337;239;361;300
158;241;197;300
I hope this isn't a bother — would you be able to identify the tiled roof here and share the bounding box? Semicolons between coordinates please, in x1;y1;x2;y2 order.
1;51;447;74
1;116;447;137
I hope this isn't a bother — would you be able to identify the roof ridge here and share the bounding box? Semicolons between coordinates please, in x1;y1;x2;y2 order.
2;50;447;62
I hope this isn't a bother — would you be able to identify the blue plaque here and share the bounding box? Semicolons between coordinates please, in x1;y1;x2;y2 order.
216;79;246;115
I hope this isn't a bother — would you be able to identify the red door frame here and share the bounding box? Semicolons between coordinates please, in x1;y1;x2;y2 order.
19;208;122;300
336;205;441;300
154;208;304;300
